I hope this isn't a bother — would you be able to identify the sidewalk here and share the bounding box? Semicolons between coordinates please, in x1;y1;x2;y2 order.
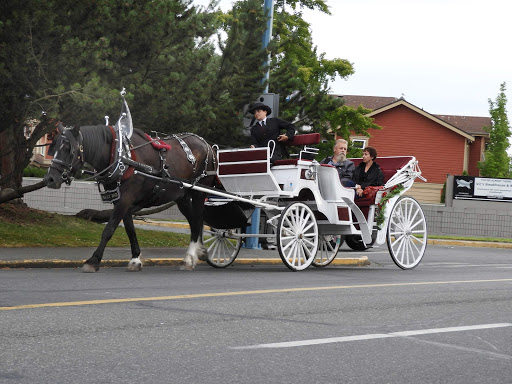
0;246;370;269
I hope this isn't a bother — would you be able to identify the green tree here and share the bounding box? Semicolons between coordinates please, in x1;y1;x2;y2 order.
269;0;379;141
204;0;381;146
478;82;512;178
0;0;380;203
200;0;268;146
0;0;219;195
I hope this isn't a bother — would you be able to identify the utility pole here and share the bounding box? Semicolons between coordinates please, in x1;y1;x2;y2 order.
244;0;275;250
262;0;274;93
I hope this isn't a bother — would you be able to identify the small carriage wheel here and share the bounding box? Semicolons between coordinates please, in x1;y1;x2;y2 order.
387;196;427;269
203;227;242;268
312;235;343;267
277;202;319;271
345;235;373;251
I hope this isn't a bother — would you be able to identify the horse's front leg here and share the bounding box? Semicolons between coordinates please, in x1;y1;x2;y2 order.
82;203;130;273
123;213;143;272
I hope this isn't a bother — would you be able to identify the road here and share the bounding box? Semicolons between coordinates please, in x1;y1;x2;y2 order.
1;244;511;384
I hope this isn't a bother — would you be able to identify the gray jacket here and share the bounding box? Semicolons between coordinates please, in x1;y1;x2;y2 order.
320;156;355;186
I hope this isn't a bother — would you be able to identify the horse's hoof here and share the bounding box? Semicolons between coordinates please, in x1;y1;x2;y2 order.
180;263;195;271
82;263;99;273
197;246;208;261
126;257;143;272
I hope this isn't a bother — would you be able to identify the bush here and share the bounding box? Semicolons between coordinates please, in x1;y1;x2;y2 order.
23;166;47;178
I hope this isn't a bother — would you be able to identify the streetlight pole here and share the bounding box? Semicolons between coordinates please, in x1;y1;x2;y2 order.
262;0;274;93
245;0;275;250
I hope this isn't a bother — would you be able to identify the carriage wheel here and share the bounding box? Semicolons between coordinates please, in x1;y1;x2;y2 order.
203;227;242;268
277;202;319;271
387;196;427;269
345;235;374;251
312;235;342;267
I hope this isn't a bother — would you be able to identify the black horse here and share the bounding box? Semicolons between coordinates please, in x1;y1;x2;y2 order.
45;124;216;272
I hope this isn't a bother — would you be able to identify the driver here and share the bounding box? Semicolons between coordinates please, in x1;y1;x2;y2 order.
248;101;295;163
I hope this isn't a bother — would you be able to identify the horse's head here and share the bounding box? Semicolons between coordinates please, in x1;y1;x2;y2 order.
45;123;85;189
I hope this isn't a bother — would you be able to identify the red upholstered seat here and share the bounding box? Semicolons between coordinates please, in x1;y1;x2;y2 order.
272;159;301;166
272;133;321;166
287;133;321;146
349;156;413;218
350;156;412;184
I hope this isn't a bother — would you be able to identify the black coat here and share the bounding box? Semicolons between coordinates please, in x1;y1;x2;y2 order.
250;118;295;162
353;161;384;189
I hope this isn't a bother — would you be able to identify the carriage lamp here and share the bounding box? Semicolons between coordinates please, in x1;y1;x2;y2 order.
304;165;317;181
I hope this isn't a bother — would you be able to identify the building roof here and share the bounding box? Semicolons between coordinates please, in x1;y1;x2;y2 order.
334;94;490;138
433;115;491;136
334;95;398;110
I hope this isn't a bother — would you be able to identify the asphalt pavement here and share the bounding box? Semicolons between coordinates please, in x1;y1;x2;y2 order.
1;219;511;269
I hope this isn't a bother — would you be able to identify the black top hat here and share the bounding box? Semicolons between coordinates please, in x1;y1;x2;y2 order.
248;101;272;115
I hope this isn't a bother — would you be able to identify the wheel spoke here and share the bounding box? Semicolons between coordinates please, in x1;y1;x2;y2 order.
387;197;427;269
278;203;318;271
203;228;241;268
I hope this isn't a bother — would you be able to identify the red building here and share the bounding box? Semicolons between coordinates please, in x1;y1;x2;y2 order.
336;95;491;203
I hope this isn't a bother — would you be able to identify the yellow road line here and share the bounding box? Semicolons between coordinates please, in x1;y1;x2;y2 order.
2;278;512;311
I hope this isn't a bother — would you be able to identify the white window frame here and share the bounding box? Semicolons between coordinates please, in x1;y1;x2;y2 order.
351;138;367;149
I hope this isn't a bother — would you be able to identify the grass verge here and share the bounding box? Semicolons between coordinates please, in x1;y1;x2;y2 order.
0;204;190;248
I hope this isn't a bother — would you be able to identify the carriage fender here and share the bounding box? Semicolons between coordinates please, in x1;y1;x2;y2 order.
375;194;401;245
341;197;372;245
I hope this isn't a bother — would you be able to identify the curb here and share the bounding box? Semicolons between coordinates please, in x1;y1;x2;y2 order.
427;239;512;248
0;257;369;269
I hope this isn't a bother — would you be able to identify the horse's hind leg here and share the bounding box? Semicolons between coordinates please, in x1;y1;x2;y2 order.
176;191;208;270
123;213;143;272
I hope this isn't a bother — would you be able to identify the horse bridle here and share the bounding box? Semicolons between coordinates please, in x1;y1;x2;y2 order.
49;131;85;185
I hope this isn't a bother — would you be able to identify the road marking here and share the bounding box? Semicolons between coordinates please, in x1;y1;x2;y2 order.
428;264;512;268
1;278;512;311
231;323;512;350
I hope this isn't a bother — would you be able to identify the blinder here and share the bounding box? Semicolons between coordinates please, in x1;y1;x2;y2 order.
48;128;85;185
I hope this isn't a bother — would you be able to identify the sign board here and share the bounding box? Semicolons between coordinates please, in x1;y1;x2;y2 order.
453;175;512;202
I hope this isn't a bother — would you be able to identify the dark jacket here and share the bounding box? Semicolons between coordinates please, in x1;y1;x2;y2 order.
353;161;384;189
250;118;295;162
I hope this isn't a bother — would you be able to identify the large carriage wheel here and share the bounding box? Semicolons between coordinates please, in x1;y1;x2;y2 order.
387;196;427;269
203;227;242;268
277;202;319;271
312;235;342;267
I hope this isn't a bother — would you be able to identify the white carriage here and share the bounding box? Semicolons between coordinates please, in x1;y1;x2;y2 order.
202;133;428;271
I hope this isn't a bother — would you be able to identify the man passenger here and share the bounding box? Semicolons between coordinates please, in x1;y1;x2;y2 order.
320;139;355;187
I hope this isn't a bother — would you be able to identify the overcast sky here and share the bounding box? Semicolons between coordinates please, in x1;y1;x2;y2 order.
194;0;511;118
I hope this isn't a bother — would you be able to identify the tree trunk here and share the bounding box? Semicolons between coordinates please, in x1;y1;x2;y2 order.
0;125;30;191
0;180;47;204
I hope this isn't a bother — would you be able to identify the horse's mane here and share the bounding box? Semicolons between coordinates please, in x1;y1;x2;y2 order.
80;125;111;145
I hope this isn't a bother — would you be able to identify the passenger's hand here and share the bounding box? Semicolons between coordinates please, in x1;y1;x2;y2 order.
250;145;255;148
277;135;288;142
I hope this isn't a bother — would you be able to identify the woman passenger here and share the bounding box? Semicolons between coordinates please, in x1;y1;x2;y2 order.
352;146;384;197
